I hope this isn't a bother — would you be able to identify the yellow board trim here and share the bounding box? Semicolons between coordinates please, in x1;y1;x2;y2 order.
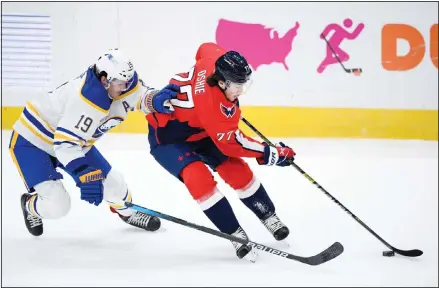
2;106;437;140
2;106;23;130
239;106;438;140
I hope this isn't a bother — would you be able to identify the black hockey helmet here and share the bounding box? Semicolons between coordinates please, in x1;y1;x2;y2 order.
215;51;252;84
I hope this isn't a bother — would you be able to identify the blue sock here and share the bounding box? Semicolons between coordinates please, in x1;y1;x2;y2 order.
240;184;275;221
203;197;240;235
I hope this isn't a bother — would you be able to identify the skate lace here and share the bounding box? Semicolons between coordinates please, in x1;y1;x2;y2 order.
263;214;284;233
231;227;248;250
27;214;42;229
127;212;151;228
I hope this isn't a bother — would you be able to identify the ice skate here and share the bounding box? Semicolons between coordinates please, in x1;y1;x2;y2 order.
262;213;289;241
231;227;258;262
111;207;161;231
20;194;43;236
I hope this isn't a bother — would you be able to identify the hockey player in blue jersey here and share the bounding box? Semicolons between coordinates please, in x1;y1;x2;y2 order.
9;48;179;236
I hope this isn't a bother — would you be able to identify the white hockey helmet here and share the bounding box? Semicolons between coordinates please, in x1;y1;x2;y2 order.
95;48;135;91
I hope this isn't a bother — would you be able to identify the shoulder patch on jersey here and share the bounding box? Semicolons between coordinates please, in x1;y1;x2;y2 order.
220;102;237;118
79;67;112;114
92;116;124;138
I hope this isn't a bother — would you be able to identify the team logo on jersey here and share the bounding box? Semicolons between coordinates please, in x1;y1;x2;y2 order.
220;103;236;118
93;117;124;138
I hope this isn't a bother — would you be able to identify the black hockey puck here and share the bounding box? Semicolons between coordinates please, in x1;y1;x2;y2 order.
382;250;395;257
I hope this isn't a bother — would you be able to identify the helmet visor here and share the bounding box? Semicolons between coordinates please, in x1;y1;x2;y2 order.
225;77;253;95
111;76;135;92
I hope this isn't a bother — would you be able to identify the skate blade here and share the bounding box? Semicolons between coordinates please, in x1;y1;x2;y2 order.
243;249;259;263
277;239;290;249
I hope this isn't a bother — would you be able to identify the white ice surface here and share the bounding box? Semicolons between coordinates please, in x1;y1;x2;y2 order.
1;131;437;287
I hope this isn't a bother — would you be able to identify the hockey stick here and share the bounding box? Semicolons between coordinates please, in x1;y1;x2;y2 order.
240;116;423;258
321;34;362;75
124;202;344;266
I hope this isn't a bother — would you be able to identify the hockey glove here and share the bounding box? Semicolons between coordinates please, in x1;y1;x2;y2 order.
257;142;295;167
149;84;180;114
72;165;104;206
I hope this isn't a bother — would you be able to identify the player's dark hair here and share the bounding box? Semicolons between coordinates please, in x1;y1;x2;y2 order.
206;70;224;87
92;64;108;80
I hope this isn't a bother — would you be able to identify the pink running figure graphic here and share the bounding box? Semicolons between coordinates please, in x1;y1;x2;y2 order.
317;18;364;73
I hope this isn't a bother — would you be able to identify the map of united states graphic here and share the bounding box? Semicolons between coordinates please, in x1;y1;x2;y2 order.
215;19;300;71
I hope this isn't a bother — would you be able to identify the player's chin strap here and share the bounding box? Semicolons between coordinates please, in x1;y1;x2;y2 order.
218;81;228;93
239;115;423;258
103;80;110;90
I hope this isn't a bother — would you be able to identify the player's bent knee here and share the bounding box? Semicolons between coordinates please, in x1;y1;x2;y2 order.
216;158;254;190
33;180;71;219
180;161;217;201
103;169;129;203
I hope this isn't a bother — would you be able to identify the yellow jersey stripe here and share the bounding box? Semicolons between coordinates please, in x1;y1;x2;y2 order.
125;191;132;203
135;97;142;111
26;102;55;132
29;194;39;216
79;93;108;114
19;117;52;145
107;201;126;209
54;132;84;146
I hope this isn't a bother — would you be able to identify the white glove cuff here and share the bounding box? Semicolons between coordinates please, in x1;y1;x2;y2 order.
266;146;279;166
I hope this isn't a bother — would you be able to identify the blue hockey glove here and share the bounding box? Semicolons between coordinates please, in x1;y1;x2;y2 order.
72;165;104;206
150;84;180;114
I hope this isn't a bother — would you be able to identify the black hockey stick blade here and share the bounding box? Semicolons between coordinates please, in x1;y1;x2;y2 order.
247;241;343;266
288;241;344;266
392;247;423;257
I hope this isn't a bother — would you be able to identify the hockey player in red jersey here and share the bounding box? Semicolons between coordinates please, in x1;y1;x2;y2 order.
146;42;296;260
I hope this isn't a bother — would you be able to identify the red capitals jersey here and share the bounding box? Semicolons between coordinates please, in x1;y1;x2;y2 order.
147;42;265;159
